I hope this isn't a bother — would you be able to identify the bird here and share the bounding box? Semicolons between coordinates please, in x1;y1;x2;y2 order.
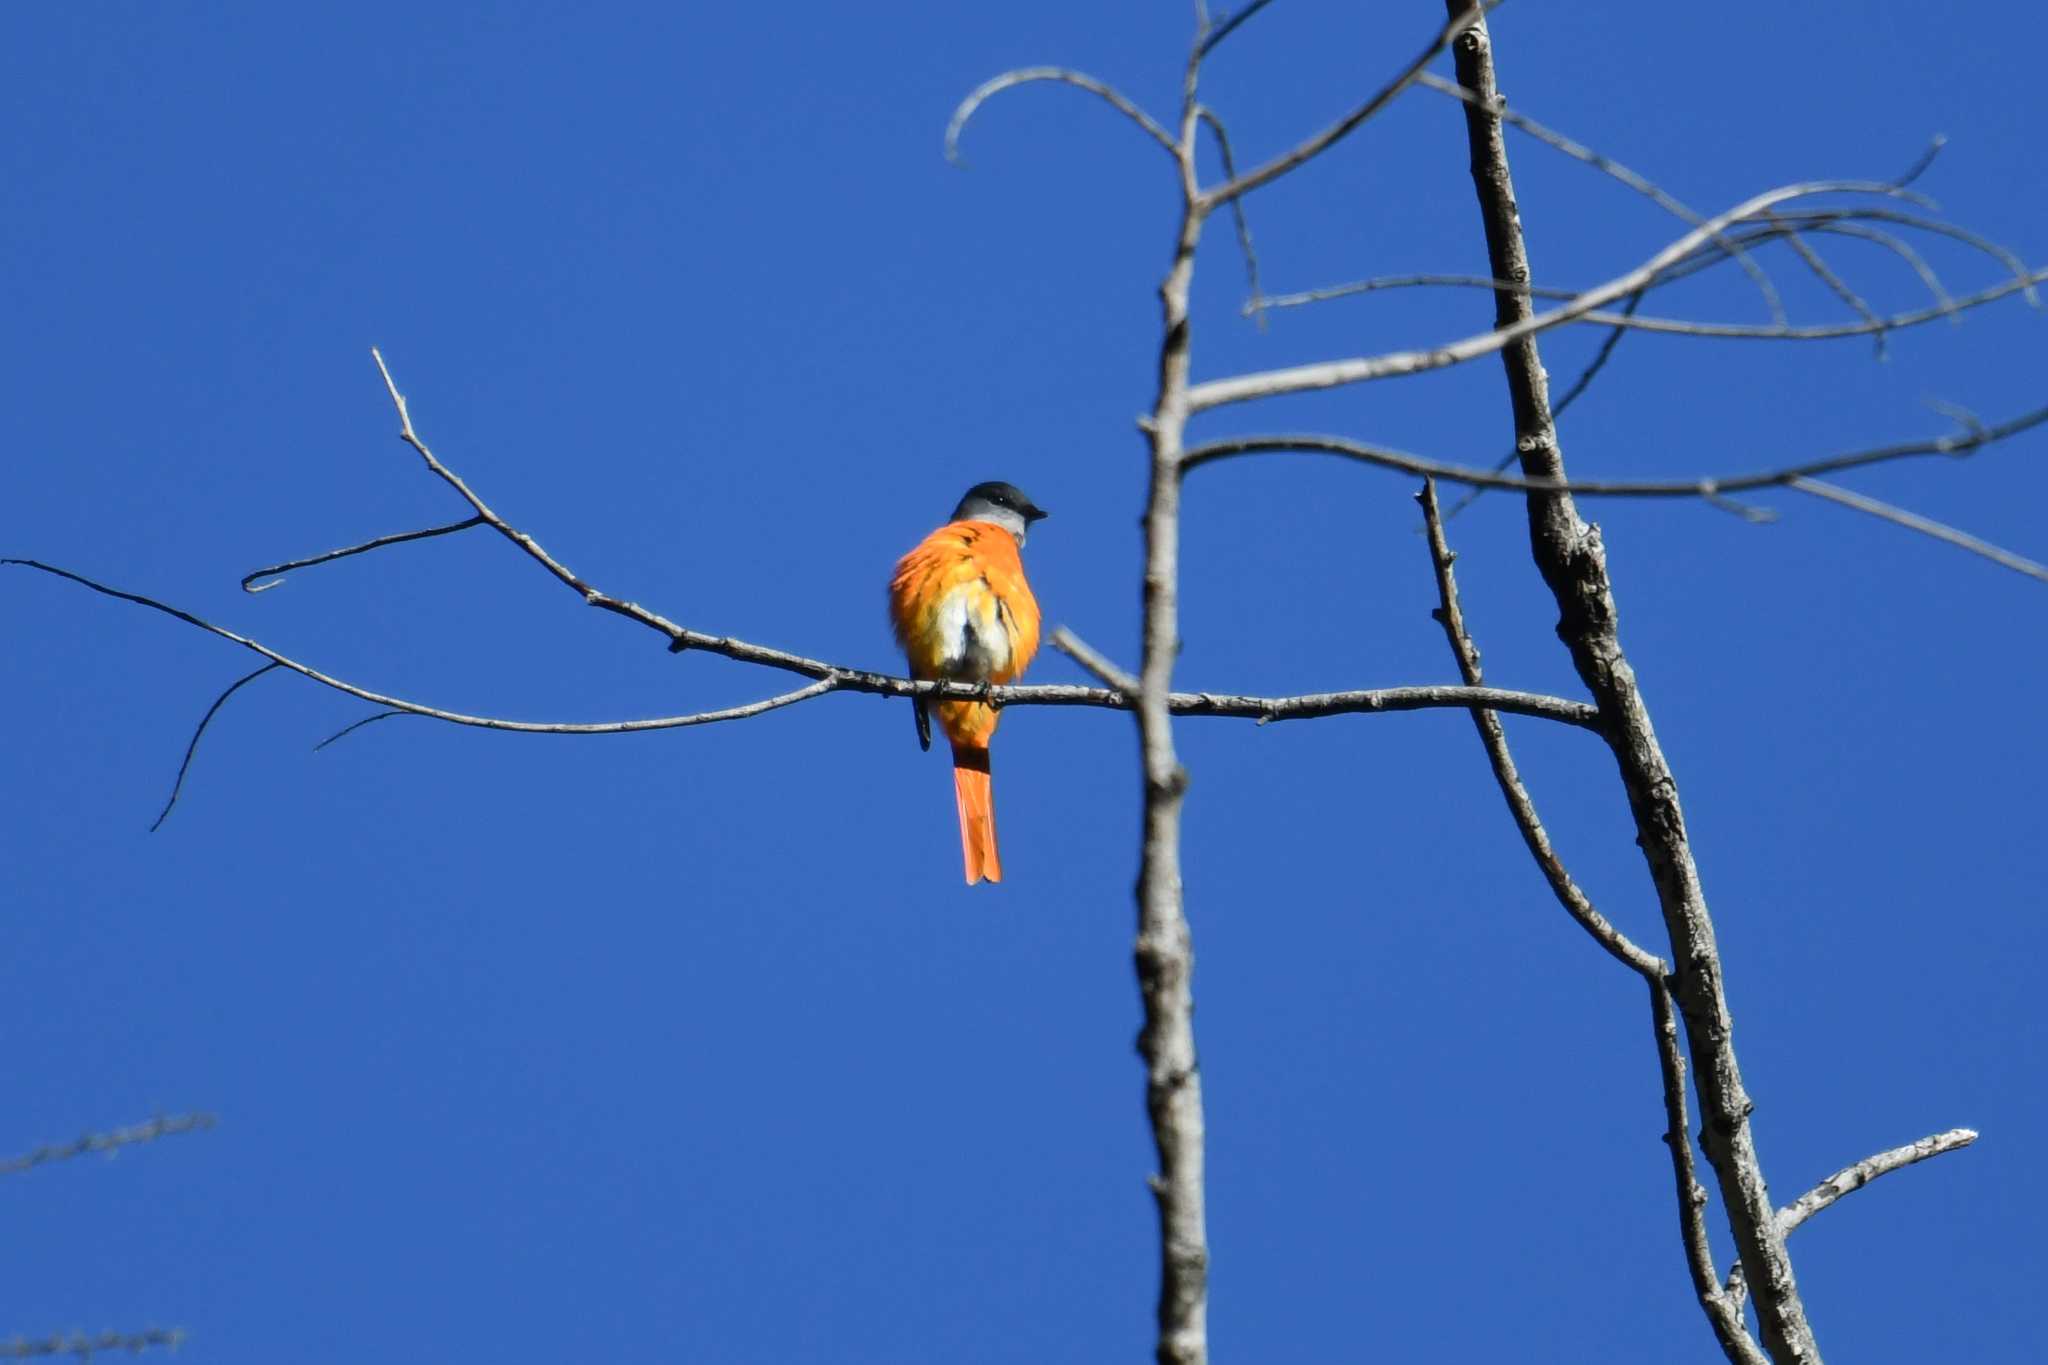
888;480;1047;885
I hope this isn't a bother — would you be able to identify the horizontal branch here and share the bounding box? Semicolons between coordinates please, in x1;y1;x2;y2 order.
3;558;1603;739
0;1329;184;1361
1182;399;2048;499
1252;266;2047;341
1;1113;217;1177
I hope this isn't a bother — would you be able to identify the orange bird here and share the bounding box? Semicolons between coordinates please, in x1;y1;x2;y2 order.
888;481;1047;885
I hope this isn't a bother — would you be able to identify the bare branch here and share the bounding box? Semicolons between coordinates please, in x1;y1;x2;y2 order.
1051;626;1139;692
1186;179;1962;411
1195;107;1264;324
1414;71;1786;324
1727;1128;1980;1311
1649;980;1772;1365
1199;0;1489;209
1440;10;1820;1356
945;67;1178;166
0;1329;185;1362
1196;0;1276;58
241;515;486;592
152;663;281;831
1791;477;2048;584
3;560;1601;739
1417;480;1664;976
313;710;409;751
1779;1128;1980;1237
1181;398;2048;501
2;1113;217;1177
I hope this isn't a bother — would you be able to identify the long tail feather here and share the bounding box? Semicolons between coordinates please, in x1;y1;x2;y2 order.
950;744;1001;885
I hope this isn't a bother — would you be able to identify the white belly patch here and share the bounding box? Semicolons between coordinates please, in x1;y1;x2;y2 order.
934;587;1010;680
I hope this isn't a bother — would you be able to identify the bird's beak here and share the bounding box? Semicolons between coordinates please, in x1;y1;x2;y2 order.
1024;504;1049;522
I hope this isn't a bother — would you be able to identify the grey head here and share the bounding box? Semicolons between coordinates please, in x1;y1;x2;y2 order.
950;480;1049;546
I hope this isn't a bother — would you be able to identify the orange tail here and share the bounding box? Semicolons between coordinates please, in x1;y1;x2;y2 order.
950;744;1001;885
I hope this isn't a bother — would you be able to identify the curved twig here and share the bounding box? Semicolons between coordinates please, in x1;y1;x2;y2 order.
945;67;1178;166
1195;107;1263;322
1196;0;1276;57
152;663;281;830
242;516;486;592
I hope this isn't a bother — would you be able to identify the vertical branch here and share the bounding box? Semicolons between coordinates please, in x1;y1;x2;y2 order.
1136;27;1215;1365
1440;8;1823;1363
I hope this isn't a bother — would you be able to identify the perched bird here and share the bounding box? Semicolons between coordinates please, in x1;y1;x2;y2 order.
888;481;1047;885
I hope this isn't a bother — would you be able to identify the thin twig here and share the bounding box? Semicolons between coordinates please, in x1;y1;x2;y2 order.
1186;179;1976;411
1195;107;1264;325
1;1114;217;1176
151;664;280;831
241;515;486;592
945;67;1178;166
1417;480;1663;976
1196;0;1276;57
1790;477;2048;583
1199;0;1490;209
1415;71;1785;324
1180;398;2048;499
1050;626;1139;692
0;1329;185;1361
1726;1127;1980;1311
312;710;409;750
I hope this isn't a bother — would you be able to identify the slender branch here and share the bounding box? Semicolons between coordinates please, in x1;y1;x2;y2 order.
3;560;1601;737
1186;179;1957;411
1649;980;1773;1365
1441;10;1821;1359
1414;71;1786;324
151;663;280;831
0;1330;185;1361
1199;0;1489;209
1195;107;1264;324
1790;477;2048;584
1195;0;1276;57
1417;480;1663;977
1180;399;2048;501
1;1113;217;1177
945;67;1179;166
1051;626;1139;692
241;515;486;592
314;710;409;750
1727;1128;1980;1311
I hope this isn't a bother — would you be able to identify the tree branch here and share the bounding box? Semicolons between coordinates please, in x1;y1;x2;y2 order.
1726;1128;1980;1312
1;1114;217;1177
1650;979;1773;1365
152;663;281;831
1790;477;2048;584
1134;36;1212;1361
1440;9;1821;1359
1186;179;1958;412
945;67;1179;166
1417;480;1663;977
241;515;486;592
1180;398;2048;509
0;1329;185;1362
1198;0;1490;209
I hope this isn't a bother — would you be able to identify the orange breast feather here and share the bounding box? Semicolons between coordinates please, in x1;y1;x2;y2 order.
888;520;1041;748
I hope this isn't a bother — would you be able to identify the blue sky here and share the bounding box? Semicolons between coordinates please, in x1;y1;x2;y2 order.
4;3;2043;1361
